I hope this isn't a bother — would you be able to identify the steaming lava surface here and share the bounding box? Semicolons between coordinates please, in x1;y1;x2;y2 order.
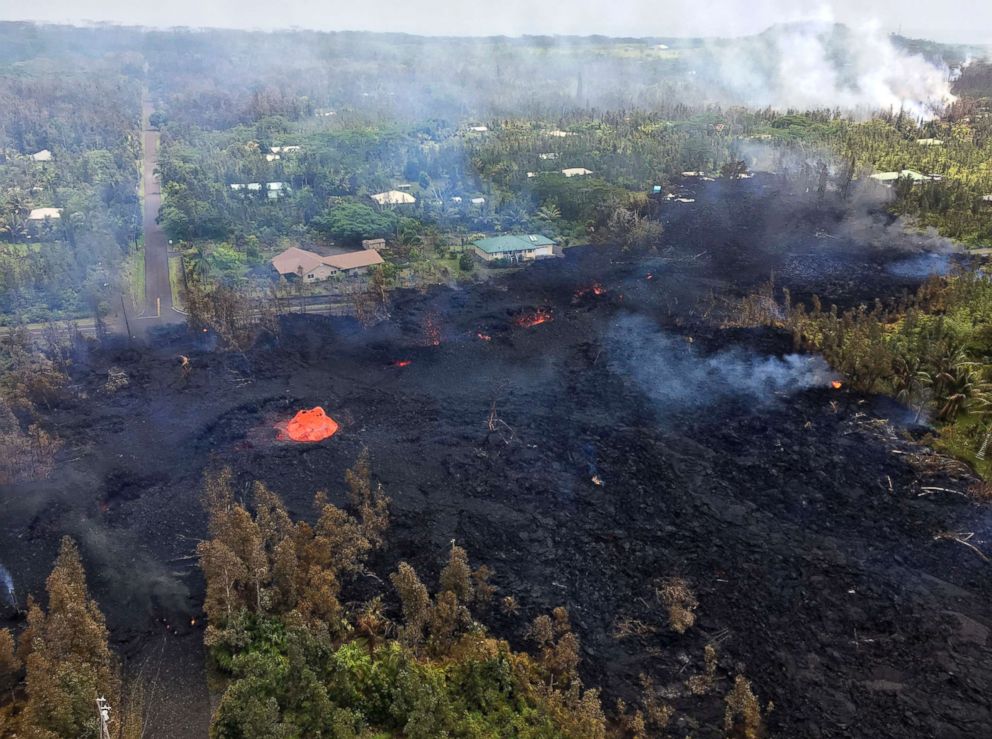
3;176;991;737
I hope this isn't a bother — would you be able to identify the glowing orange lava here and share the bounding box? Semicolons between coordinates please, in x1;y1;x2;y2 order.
514;308;553;328
275;407;339;442
575;283;607;299
476;331;492;342
423;312;442;346
392;360;413;367
831;381;843;390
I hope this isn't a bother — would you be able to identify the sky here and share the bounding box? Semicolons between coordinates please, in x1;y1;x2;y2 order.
0;0;989;45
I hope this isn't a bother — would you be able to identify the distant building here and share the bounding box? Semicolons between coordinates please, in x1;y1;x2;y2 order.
468;126;489;133
371;190;416;206
472;234;556;264
451;196;463;204
547;130;576;138
27;207;61;220
538;153;559;160
870;169;933;184
271;246;385;281
270;146;301;154
361;238;386;250
266;182;289;199
470;197;486;206
561;167;593;177
265;154;281;162
916;138;944;146
230;183;263;192
29;150;52;162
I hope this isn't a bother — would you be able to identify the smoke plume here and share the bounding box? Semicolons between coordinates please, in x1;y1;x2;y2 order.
699;21;957;119
607;315;834;414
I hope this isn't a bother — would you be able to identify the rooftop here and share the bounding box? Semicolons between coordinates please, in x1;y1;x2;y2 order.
371;190;416;205
473;234;556;254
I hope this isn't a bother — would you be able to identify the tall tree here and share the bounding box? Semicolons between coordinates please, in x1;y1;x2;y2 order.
23;537;117;739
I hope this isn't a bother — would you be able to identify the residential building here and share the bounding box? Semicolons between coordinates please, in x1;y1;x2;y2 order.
561;167;593;177
472;234;556;263
271;246;385;281
371;190;416;206
29;149;52;162
27;207;61;220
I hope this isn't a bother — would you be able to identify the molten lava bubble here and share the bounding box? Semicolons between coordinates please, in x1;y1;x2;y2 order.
275;407;339;442
514;308;554;328
392;360;412;367
831;380;843;390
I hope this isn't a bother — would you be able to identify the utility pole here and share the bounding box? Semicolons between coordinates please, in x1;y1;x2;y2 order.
120;295;132;339
96;697;111;739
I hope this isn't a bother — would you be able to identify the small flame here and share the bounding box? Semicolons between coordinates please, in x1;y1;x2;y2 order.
190;618;197;627
514;308;554;328
831;381;843;390
392;359;412;367
476;332;492;342
575;283;607;299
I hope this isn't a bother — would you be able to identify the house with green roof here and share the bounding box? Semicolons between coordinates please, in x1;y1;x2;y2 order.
471;234;556;263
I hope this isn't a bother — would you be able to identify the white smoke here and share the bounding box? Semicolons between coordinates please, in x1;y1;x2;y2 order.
702;20;957;119
0;563;15;607
607;315;835;414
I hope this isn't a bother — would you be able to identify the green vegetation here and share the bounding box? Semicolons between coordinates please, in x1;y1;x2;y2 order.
734;272;992;480
0;50;142;323
197;455;618;738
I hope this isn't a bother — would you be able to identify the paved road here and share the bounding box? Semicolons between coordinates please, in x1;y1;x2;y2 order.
139;97;184;328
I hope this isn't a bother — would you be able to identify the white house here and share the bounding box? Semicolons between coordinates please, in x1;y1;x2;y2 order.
870;170;933;184
538;153;559;160
468;126;489;133
271;146;301;154
371;190;416;206
27;207;61;221
265;154;281;162
561;167;593;177
266;182;289;199
470;197;486;206
547;130;576;138
29;150;52;162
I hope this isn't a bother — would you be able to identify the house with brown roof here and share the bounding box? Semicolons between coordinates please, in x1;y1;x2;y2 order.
271;246;384;282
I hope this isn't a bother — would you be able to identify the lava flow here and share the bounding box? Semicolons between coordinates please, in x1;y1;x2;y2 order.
575;283;607;299
391;359;413;367
513;308;553;328
274;407;339;442
476;331;492;342
831;380;843;390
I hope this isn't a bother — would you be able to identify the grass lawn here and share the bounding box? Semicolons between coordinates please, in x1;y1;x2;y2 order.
169;255;185;311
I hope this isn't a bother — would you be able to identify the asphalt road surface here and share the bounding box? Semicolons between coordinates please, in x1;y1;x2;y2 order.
140;98;183;330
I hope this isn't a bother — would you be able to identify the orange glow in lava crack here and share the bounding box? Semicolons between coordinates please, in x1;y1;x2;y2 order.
831;381;843;390
392;360;412;367
575;283;607;299
514;308;553;328
275;407;339;442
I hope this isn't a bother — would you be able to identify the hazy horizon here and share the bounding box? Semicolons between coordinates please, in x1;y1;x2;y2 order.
0;0;990;45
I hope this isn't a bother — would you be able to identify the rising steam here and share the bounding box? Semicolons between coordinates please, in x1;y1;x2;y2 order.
699;21;957;119
607;315;835;414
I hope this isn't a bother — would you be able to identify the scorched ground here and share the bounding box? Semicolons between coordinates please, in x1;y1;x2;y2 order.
1;176;991;737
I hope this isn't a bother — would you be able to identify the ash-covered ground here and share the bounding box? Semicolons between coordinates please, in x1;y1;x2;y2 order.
2;175;991;737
